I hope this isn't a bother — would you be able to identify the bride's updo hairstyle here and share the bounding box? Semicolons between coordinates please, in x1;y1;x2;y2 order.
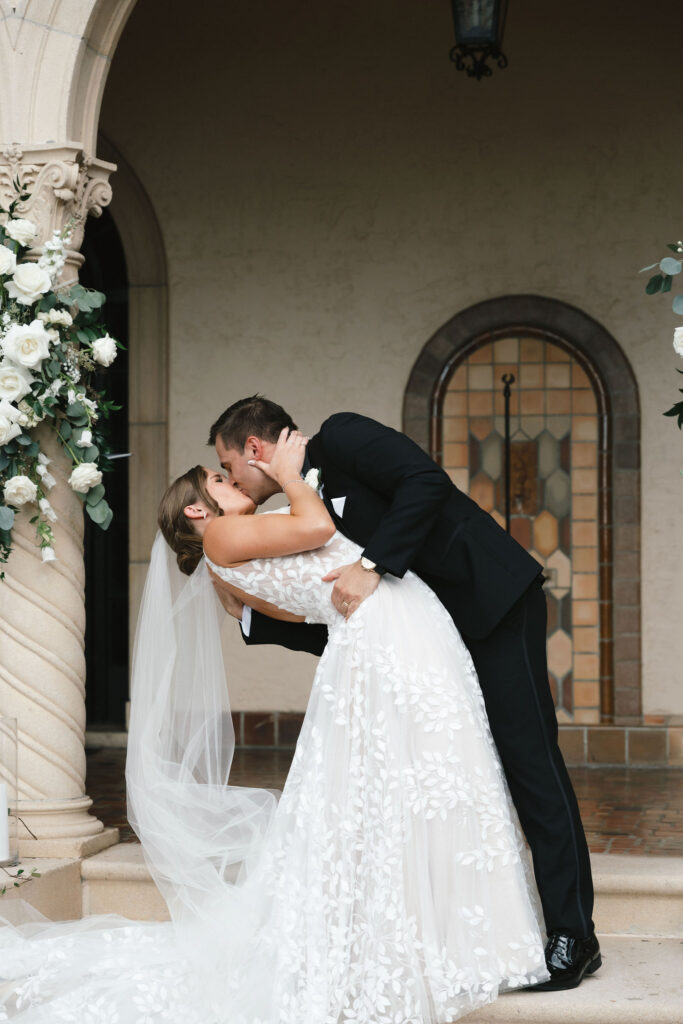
158;465;222;576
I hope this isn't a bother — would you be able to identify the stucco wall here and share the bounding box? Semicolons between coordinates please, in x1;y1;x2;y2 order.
100;0;683;713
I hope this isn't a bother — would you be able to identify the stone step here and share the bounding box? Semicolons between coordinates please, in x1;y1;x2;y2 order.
81;842;169;921
467;936;683;1023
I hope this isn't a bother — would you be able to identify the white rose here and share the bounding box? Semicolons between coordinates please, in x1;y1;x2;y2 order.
5;263;52;305
3;474;37;506
0;397;22;444
0;245;17;276
76;429;92;448
41;546;56;563
2;319;51;369
91;335;117;367
37;452;50;466
68;462;102;493
0;360;33;402
674;326;683;358
38;497;57;523
4;218;38;247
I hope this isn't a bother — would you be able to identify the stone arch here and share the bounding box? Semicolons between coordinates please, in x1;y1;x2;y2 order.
0;0;138;152
96;133;169;647
403;295;641;724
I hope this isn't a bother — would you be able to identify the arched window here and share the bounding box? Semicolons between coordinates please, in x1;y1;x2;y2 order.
404;297;640;726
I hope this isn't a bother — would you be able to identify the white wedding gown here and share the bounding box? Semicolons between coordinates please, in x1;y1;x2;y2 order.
0;512;548;1023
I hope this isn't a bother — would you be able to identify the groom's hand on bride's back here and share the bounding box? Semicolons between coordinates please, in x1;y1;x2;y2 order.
322;561;380;620
208;566;245;620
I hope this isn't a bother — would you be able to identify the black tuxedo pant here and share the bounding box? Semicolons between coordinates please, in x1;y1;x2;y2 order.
464;577;594;938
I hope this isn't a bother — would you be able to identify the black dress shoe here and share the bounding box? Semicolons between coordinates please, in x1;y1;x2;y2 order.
529;931;602;991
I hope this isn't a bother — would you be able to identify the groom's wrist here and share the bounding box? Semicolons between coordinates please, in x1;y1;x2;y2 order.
360;555;388;577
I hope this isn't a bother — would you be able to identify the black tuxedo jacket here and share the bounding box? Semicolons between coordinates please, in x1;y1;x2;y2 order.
243;412;541;654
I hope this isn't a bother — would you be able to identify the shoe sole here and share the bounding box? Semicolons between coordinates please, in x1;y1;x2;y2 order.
527;952;603;992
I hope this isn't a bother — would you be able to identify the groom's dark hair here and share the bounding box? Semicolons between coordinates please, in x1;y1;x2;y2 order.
208;394;297;450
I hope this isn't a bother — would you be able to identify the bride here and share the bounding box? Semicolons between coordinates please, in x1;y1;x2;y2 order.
0;427;548;1023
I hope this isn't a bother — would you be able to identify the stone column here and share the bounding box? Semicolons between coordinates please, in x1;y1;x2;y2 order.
0;144;119;857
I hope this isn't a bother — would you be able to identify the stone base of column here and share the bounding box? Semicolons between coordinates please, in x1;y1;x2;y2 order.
16;795;119;858
18;828;119;860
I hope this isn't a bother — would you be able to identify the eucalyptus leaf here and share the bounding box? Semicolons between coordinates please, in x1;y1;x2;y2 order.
66;402;85;419
58;420;72;440
83;445;100;462
663;275;673;293
0;507;15;530
15;434;31;447
660;257;682;276
100;505;113;530
0;455;8;471
86;499;111;525
672;295;683;315
76;330;90;344
86;483;105;506
646;274;664;294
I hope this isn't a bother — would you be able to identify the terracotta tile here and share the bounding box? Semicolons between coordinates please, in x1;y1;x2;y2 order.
588;728;625;764
490;509;505;528
546;345;570;362
571;468;597;495
493;337;519;362
558;728;585;764
519;363;544;388
469;391;493;416
469;364;494;390
614;660;640;689
573;600;599;626
614;605;640;634
447;468;469;492
614;524;640;551
520;390;544;415
493;363;518;381
572;416;598;441
572;364;591;388
519;337;544;361
548;630;572;677
614;692;640;720
448;365;468;390
548;674;558;703
574;547;598;572
470;416;493;440
469;344;494;364
573;653;600;680
573;494;598;519
442;417;468;442
442;392;468;416
574;682;600;708
669;728;683;766
628;729;667;764
546;592;559;633
443;442;468;468
546;364;571;389
573;573;598;599
614;633;640;660
277;713;304;747
572;521;598;547
573;626;599;653
243;712;275;746
571;443;597;468
572;390;598;414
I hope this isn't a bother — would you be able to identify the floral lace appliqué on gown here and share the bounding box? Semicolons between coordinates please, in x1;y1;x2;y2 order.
0;511;547;1023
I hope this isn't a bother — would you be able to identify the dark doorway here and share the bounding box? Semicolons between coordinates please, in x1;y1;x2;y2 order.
79;209;130;728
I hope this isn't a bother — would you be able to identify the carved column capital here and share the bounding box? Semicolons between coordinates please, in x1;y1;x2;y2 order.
0;143;116;280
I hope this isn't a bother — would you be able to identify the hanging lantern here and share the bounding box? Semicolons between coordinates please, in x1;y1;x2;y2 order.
450;0;509;80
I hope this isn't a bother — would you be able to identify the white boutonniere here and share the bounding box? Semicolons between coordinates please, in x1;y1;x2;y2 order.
304;467;322;493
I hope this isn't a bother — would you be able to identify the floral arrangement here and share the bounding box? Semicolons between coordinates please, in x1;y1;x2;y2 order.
0;186;120;574
641;243;683;427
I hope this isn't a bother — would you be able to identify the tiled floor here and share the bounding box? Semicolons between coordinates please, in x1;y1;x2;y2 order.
86;747;683;855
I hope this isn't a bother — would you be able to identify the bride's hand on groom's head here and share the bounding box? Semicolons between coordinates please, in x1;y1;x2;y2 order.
247;427;309;487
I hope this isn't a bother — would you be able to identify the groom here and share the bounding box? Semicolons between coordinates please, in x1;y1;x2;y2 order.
208;395;600;991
